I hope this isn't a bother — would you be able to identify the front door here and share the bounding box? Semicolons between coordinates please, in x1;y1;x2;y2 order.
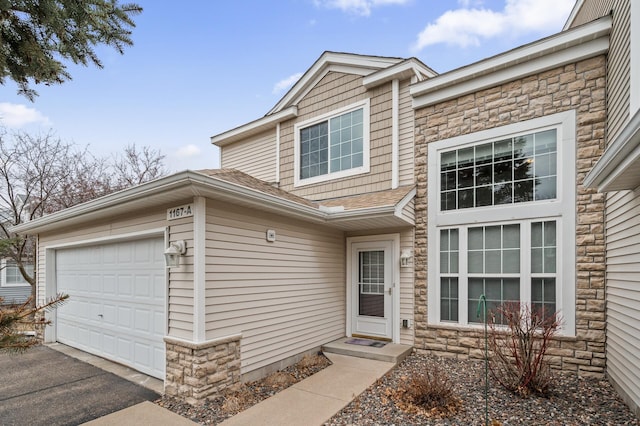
350;240;393;340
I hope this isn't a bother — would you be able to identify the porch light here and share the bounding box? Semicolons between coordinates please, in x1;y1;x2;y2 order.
400;249;413;267
164;240;187;268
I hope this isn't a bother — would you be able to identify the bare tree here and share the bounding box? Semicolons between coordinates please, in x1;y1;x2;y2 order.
0;129;168;298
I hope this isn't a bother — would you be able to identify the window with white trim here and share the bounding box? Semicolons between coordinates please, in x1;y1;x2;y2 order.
294;100;370;186
427;112;576;335
1;259;33;287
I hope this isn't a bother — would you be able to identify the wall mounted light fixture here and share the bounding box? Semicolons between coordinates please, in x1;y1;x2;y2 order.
164;240;187;268
400;249;413;267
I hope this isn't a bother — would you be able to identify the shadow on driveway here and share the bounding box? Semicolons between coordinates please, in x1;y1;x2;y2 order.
0;345;160;426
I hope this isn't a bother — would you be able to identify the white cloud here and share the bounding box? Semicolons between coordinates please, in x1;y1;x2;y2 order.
272;72;303;94
0;102;51;128
175;144;201;158
412;0;575;52
314;0;409;17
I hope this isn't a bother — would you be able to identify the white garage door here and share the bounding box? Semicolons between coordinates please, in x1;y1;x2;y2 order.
55;237;166;379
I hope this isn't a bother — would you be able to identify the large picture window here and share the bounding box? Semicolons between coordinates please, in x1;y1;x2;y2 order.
427;112;576;336
294;100;370;186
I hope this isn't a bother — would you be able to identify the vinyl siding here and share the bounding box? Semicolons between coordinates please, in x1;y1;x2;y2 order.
570;0;630;142
398;79;415;186
399;228;414;345
0;283;30;305
279;72;393;199
204;202;345;375
605;189;640;413
221;129;277;183
37;208;194;340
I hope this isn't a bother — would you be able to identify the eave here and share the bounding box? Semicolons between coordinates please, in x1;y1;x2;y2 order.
411;16;612;109
11;172;415;235
583;109;640;192
211;106;297;147
362;58;437;89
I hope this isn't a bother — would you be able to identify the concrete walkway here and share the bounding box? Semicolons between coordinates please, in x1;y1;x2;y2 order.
219;352;395;426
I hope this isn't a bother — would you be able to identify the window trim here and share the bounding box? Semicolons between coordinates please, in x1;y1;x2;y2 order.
293;99;370;187
427;111;576;336
1;259;32;287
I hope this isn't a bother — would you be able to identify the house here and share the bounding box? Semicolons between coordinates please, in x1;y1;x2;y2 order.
0;206;32;305
10;0;639;415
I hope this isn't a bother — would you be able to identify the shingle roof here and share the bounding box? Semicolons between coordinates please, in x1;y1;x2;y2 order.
317;186;415;211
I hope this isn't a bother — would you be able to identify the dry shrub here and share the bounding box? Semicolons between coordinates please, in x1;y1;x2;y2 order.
221;395;242;414
263;371;296;387
297;353;325;369
387;361;461;418
488;303;561;396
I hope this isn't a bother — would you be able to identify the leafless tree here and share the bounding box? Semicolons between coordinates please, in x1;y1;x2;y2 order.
0;129;168;298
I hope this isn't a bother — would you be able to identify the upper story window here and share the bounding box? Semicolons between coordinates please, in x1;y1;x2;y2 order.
440;129;557;211
294;100;370;187
427;111;577;336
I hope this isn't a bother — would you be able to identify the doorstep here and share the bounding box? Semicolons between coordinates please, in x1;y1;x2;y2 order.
322;337;413;364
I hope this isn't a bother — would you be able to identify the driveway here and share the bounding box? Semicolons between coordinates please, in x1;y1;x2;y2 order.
0;345;160;426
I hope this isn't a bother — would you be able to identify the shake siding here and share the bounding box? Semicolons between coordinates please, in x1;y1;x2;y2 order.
279;72;393;199
604;189;640;412
36;210;194;340
204;203;345;375
570;1;631;142
398;79;415;186
221;129;277;182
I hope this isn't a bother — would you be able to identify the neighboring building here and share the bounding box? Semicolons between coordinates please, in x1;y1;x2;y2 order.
578;0;640;417
10;0;639;416
0;206;32;305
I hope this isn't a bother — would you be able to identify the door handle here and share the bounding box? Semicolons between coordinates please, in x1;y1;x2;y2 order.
388;288;392;295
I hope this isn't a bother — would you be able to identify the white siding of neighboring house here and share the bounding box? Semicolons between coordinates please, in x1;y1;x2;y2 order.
37;209;195;341
204;202;346;376
604;188;640;415
221;129;277;183
0;263;31;305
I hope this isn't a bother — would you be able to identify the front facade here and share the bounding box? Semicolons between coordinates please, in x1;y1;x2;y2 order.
11;1;640;415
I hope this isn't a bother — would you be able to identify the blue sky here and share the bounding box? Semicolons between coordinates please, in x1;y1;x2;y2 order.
0;0;575;172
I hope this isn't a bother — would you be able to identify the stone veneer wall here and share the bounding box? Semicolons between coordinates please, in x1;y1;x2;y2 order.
164;334;241;405
413;56;607;377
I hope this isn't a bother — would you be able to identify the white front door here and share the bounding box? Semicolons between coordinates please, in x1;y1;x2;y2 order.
350;240;393;340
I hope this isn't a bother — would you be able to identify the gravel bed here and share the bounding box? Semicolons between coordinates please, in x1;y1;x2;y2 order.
325;352;640;426
156;353;332;425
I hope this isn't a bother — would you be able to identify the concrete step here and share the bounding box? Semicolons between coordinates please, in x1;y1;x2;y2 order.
322;337;413;364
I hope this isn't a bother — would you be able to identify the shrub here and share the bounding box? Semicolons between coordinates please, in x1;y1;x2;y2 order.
389;359;461;417
487;302;561;396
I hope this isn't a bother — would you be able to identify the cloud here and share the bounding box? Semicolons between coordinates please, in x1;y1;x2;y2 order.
272;72;303;94
412;0;575;52
175;144;201;158
314;0;409;17
0;102;51;128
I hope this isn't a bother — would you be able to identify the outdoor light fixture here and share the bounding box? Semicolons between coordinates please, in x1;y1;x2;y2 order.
400;249;413;267
164;240;187;268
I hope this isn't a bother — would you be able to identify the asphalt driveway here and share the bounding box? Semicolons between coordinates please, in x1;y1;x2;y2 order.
0;345;160;426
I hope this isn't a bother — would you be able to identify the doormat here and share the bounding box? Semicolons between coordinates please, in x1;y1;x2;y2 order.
345;338;387;348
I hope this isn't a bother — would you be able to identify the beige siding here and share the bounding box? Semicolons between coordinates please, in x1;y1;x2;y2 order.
570;0;631;144
399;228;414;345
221;129;277;183
37;209;194;340
398;79;415;186
605;189;640;413
205;203;345;375
279;72;393;199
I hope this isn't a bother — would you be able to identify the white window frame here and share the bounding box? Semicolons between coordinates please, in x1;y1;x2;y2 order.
293;99;370;187
1;259;32;287
427;111;576;336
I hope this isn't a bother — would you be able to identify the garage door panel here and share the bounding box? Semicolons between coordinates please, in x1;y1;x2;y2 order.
56;237;165;379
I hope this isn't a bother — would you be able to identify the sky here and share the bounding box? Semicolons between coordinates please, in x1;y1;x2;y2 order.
0;0;576;172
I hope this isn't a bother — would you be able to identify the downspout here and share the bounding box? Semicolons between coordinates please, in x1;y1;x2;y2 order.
392;79;399;189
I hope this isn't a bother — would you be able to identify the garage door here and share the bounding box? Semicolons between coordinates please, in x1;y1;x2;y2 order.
55;237;166;379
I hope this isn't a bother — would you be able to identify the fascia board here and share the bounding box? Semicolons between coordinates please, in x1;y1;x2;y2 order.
583;109;640;190
563;0;585;30
267;52;403;115
393;188;417;219
211;106;297;147
411;17;611;108
363;60;437;89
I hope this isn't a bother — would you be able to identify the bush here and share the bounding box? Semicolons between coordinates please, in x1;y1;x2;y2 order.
389;359;461;417
487;302;561;396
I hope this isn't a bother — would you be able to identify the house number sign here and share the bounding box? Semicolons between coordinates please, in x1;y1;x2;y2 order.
167;204;194;221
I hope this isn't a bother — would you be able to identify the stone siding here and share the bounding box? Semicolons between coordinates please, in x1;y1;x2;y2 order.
413;56;607;377
164;335;242;405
